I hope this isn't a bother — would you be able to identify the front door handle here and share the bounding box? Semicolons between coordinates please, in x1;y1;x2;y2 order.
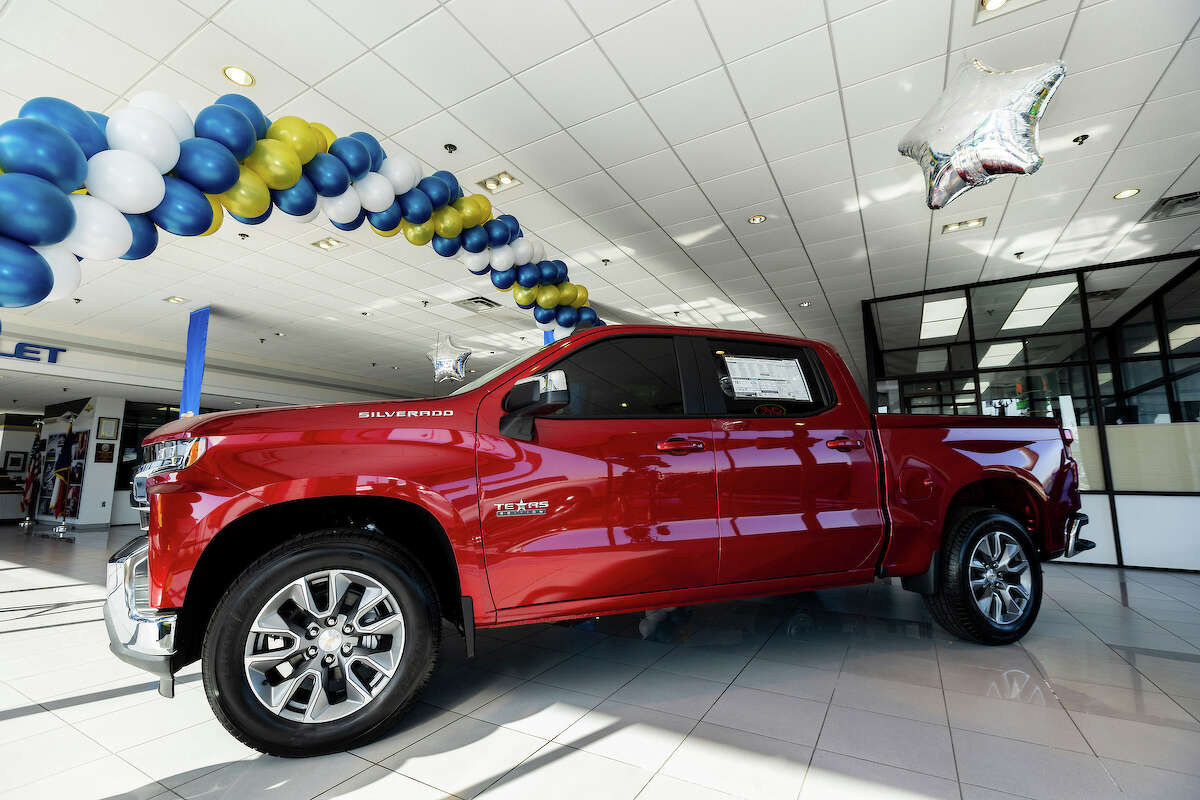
826;437;864;452
657;438;705;453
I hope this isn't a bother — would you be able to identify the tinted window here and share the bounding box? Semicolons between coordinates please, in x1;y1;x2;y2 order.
550;337;684;417
705;339;833;417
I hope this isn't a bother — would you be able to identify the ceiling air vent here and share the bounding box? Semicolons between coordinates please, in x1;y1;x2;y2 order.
1139;191;1200;224
1085;288;1124;303
452;296;502;313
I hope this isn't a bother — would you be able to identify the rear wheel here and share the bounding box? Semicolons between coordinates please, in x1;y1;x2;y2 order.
201;529;440;756
924;508;1042;645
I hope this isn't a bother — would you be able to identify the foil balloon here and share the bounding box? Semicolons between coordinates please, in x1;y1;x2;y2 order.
898;59;1066;210
426;333;472;383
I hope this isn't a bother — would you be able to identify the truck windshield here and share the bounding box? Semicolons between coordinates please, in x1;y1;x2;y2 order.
446;349;539;396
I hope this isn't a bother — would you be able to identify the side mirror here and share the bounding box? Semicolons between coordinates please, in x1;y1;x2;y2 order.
500;369;569;440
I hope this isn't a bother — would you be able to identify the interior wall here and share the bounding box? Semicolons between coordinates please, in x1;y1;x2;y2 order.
34;396;125;527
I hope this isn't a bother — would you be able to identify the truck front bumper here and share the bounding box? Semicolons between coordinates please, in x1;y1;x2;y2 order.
104;535;178;697
1064;512;1094;558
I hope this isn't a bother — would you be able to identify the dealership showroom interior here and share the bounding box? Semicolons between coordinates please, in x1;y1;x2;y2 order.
3;0;1200;798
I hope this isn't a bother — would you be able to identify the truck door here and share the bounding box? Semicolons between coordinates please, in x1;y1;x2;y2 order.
692;337;886;582
476;334;719;609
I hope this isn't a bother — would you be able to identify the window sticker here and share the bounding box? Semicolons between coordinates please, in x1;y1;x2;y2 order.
722;356;812;401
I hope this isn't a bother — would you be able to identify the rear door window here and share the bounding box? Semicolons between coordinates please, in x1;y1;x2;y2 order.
701;338;835;417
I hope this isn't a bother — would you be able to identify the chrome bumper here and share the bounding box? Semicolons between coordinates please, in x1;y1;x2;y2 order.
103;535;178;697
1064;512;1094;558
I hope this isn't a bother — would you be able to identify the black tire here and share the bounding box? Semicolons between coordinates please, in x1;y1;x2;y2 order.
201;529;440;757
923;507;1042;645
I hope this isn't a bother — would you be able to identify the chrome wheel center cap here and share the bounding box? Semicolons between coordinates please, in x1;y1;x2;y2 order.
317;628;343;654
985;568;997;582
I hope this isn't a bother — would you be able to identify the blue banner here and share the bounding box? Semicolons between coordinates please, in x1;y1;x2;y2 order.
180;306;210;418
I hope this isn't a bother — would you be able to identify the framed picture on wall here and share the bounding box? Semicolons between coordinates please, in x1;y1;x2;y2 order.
3;451;27;473
97;417;120;441
95;443;115;463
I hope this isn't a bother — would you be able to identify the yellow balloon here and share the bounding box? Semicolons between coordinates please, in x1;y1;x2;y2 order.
219;165;271;218
557;282;578;306
401;218;435;246
311;122;337;152
452;196;483;228
267;116;319;165
470;193;492;221
572;285;588;309
71;187;88;194
512;285;537;307
432;206;463;238
200;194;223;236
244;138;302;190
536;285;561;309
371;223;400;237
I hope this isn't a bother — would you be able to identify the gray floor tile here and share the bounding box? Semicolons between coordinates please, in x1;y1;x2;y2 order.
799;749;960;799
816;704;956;779
735;656;839;702
554;698;696;772
1070;710;1200;775
952;728;1124;800
610;668;727;719
832;672;947;724
661;721;812;800
703;684;828;745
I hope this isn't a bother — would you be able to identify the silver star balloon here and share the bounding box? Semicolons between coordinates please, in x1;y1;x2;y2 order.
426;334;472;382
899;58;1066;209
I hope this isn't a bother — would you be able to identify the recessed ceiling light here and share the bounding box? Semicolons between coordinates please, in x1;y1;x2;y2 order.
222;65;255;87
274;332;285;337
312;237;347;251
1113;188;1140;199
498;172;514;185
980;0;1007;10
478;170;521;194
941;217;986;234
164;296;186;304
747;214;767;224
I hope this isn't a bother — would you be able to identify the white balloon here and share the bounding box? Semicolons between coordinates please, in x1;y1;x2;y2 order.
85;150;165;214
355;172;395;213
129;90;193;142
62;194;133;260
292;206;322;223
490;244;514;270
34;243;81;302
323;186;361;224
379;155;418;195
530;239;546;262
535;319;556;332
553;324;575;340
461;249;490;273
511;237;533;266
106;107;180;173
403;151;424;182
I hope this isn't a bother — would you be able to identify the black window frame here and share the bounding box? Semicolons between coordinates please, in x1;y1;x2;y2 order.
688;335;838;418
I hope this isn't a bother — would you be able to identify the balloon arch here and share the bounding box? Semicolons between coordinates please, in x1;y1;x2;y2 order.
0;92;600;338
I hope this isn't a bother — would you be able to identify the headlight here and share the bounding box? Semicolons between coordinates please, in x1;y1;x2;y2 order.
143;437;207;472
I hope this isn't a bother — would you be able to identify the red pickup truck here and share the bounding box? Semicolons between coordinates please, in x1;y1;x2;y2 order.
106;324;1090;756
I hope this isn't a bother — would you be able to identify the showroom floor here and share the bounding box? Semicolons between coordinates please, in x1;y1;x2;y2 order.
1;525;1198;800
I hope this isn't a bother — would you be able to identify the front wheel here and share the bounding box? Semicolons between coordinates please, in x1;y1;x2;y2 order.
923;508;1042;645
201;530;440;756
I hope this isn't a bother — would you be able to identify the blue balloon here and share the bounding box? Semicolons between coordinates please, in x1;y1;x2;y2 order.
175;138;240;194
367;198;403;231
303;152;350;197
194;104;257;160
533;305;556;325
271;175;318;216
417;176;449;210
87;111;108;134
432;170;459;197
0;236;53;307
556;305;579;328
328;137;370;182
485;219;510;248
0;117;87;193
578;307;598;327
330;208;366;231
466;261;491;276
554;260;568;283
431;233;461;257
536;260;557;285
399;187;433;224
149;176;212;236
490;267;516;290
0;173;75;246
461;224;488;253
231;205;273;225
215;93;268;139
19;97;107;159
498;214;520;241
517;262;541;288
120;213;157;260
348;132;385;172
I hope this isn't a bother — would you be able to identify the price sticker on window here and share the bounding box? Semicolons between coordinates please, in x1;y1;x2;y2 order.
722;356;812;401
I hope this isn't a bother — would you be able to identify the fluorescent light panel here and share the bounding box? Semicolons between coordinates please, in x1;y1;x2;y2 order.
916;349;948;372
979;342;1023;368
1168;323;1200;351
920;296;967;340
1000;281;1076;330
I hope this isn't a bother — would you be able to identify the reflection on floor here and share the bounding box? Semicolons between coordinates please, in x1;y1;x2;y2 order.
1;523;1199;799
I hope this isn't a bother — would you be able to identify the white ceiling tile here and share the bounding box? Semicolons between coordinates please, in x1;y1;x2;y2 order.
719;197;790;237
865;219;928;252
1121;91;1200;148
615;229;678;259
1063;0;1198;73
831;0;950;86
1039;106;1139;166
495;191;576;229
168;23;307;112
950;0;1079;50
596;0;722;97
841;56;944;137
807;233;867;264
320;0;438;48
517;41;634;127
740;225;804;257
395;111;498;171
1100;133;1200;185
675;123;765;182
640;185;716;226
859;193;930;231
685;238;746;266
752;92;845;162
568;0;665;35
449;0;589;73
1151;38;1200;100
947;15;1073;73
773;141;853;196
727;27;838;118
0;47;115;110
450;79;560;152
868;243;927;273
698;0;825;62
216;0;363;83
702;165;776;212
548;172;632;215
569;103;666;167
641;69;745;144
1001;189;1086;228
376;9;504;106
666;214;732;248
1041;47;1175;127
1169;157;1200;194
274;89;381;141
1009;152;1108;201
588;204;657;238
509;131;601;187
849;118;917;176
54;0;204;60
608;148;695;199
318;54;438;137
784;180;861;222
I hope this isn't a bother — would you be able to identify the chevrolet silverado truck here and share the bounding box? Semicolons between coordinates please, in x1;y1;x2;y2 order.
106;324;1091;756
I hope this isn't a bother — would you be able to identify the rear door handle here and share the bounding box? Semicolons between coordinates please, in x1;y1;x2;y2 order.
657;438;705;452
826;437;864;452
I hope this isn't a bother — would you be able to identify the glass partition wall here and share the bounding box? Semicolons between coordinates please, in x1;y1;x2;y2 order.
864;252;1200;568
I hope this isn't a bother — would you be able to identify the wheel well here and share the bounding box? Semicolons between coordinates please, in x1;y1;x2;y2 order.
945;478;1042;545
172;495;463;668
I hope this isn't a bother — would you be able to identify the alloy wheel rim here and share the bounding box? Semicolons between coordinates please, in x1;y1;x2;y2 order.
243;568;405;723
968;530;1032;626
